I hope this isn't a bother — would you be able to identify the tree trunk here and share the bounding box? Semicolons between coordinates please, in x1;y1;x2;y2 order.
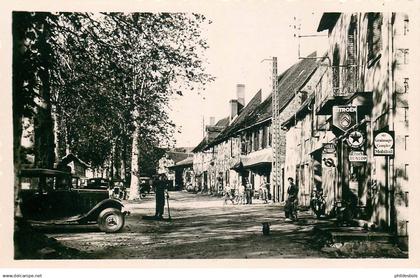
34;20;55;169
113;138;122;180
12;13;26;218
128;120;140;200
53;102;67;162
121;137;127;181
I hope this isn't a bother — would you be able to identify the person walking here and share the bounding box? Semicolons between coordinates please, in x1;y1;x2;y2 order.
245;178;252;204
154;174;168;220
223;183;234;205
285;177;299;220
260;177;269;204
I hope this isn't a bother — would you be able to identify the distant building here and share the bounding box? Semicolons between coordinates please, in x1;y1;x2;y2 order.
192;116;230;192
168;156;194;190
58;153;92;178
157;148;193;189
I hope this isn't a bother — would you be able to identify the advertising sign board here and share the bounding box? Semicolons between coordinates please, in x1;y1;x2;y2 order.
332;106;358;132
349;151;367;162
322;143;336;154
373;130;395;156
347;131;365;149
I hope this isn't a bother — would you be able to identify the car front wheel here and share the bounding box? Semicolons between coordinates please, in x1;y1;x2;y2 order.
98;208;125;233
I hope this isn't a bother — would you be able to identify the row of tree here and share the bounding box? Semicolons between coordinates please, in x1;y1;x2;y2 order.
13;12;213;201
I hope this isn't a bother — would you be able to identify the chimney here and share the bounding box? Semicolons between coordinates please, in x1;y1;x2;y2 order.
236;84;245;107
229;99;239;121
209;116;215;126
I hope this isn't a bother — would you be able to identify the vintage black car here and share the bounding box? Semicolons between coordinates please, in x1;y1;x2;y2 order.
18;168;128;233
85;177;110;189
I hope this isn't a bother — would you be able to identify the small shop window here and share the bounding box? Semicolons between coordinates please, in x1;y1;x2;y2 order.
404;15;409;36
367;13;383;65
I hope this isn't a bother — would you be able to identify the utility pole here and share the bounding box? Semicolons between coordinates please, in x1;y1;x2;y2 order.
271;57;279;202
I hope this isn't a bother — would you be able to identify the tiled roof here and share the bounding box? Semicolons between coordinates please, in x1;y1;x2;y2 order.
215;116;230;127
60;153;90;168
192;137;208;153
276;52;318;113
195;52;318;151
192;116;230;152
238;93;273;132
210;90;262;145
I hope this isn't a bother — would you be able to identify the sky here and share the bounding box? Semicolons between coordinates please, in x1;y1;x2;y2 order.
168;4;328;148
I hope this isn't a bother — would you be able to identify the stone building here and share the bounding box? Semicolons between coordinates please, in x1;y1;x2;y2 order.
209;90;273;195
192;116;229;192
281;12;409;248
157;148;193;189
168;156;194;190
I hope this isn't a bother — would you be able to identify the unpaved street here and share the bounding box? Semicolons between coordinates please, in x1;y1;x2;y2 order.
43;191;329;259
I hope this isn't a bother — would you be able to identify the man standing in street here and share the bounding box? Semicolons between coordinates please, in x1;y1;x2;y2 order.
285;177;298;220
245;178;253;204
154;174;167;220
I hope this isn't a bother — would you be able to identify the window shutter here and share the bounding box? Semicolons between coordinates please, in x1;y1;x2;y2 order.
368;13;383;61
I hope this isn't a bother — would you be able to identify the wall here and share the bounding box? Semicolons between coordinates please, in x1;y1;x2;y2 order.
319;13;409;242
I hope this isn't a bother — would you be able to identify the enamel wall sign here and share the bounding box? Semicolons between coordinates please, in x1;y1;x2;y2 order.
347;130;365;149
373;130;395;156
332;106;358;132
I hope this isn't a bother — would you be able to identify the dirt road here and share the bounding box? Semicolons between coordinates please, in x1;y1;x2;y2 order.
43;191;331;259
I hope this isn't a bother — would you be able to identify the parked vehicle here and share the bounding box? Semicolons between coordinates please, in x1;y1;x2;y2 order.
334;200;356;226
139;177;151;198
310;188;326;219
85;177;109;190
18;169;128;233
110;179;127;200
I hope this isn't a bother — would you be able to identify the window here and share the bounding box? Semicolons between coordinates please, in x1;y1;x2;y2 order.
404;15;409;36
347;15;357;65
247;132;252;154
332;46;340;95
262;126;268;149
241;135;247;155
347;15;358;93
367;13;383;63
404;78;409;93
403;49;409;64
254;130;260;151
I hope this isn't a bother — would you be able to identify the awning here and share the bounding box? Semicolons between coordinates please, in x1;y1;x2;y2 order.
230;161;243;171
241;148;272;168
168;156;193;170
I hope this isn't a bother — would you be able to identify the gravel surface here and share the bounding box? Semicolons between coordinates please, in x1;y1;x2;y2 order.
39;191;402;259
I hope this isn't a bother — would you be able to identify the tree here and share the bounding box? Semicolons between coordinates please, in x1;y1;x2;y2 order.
13;12;213;202
12;12;60;216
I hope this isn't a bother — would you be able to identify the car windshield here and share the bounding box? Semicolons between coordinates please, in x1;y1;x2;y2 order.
86;179;109;189
21;175;72;192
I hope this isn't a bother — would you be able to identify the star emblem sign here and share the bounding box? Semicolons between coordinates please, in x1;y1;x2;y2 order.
350;132;362;143
347;131;364;148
